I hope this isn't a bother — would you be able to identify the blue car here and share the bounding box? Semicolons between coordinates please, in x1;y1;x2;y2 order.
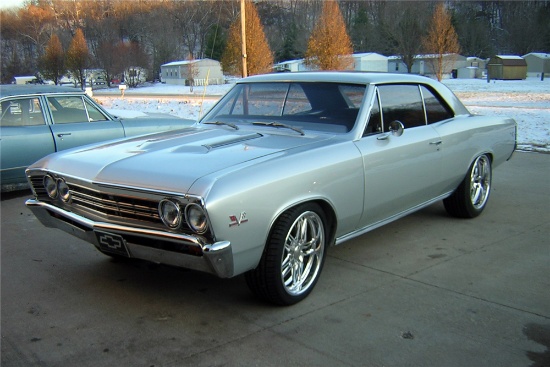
1;85;194;189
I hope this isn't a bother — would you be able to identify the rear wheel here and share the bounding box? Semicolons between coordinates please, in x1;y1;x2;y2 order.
245;203;327;305
444;154;492;218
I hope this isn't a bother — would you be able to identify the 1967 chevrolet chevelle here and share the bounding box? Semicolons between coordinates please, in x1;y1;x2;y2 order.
25;72;516;305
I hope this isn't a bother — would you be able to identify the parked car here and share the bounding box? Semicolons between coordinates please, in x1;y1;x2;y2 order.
25;72;516;305
1;85;194;188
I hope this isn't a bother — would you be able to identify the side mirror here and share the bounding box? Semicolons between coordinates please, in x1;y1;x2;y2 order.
388;120;404;137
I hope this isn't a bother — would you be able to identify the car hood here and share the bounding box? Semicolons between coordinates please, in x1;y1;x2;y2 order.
32;127;332;193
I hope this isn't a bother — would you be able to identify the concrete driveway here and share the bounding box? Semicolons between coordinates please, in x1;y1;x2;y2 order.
1;151;549;367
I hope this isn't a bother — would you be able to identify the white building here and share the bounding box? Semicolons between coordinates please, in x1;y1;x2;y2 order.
273;59;310;72
388;54;467;78
353;53;388;72
161;59;224;85
523;53;550;77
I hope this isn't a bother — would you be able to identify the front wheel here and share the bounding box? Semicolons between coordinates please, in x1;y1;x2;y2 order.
444;154;492;218
245;203;327;305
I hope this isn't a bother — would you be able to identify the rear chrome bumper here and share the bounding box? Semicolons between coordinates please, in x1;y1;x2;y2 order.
25;199;234;278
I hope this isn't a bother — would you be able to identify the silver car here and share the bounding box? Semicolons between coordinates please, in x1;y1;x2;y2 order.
25;72;516;305
1;85;193;189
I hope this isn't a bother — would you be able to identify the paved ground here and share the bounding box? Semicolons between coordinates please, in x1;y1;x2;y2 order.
1;151;549;367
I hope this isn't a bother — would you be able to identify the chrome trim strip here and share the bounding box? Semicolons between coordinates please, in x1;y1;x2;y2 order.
335;192;452;245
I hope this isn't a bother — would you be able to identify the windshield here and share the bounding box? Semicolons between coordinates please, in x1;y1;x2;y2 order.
201;82;366;134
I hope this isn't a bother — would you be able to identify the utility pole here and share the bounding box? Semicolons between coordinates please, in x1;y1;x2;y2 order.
240;0;248;77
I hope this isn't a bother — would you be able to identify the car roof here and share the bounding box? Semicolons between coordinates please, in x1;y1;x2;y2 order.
240;71;437;85
0;85;83;99
239;71;470;116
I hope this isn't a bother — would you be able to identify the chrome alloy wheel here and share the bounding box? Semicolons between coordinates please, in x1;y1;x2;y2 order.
281;211;325;296
469;155;491;210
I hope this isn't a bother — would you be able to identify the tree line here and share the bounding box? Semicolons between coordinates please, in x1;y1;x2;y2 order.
1;0;549;85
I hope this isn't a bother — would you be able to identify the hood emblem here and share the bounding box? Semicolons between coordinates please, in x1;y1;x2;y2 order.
229;212;248;227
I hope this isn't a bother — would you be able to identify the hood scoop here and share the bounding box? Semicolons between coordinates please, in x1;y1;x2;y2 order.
203;133;262;150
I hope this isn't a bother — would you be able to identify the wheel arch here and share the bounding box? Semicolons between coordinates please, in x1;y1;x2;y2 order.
268;198;338;248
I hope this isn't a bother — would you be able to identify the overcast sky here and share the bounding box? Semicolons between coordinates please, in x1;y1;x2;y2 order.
0;0;25;10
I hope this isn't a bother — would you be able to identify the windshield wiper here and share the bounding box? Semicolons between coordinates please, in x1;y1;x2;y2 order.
203;121;239;130
252;121;304;136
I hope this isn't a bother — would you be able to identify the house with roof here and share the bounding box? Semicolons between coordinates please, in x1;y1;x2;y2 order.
273;59;310;72
388;53;467;78
522;53;550;77
456;57;489;79
160;59;224;85
487;55;527;80
352;53;388;72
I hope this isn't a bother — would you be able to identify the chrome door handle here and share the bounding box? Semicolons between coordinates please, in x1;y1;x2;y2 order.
57;133;72;137
430;140;442;145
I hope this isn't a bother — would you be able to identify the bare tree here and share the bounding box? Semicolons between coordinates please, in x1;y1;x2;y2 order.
114;41;149;87
385;2;431;73
221;0;273;76
422;3;461;81
39;34;65;84
185;54;200;92
304;0;353;70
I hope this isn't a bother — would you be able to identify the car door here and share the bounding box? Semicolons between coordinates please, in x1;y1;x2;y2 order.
354;84;443;227
0;96;55;184
47;95;125;151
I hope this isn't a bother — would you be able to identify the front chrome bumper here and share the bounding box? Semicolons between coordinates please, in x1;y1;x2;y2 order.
25;199;234;278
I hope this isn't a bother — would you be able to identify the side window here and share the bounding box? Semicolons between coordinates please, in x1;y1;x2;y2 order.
48;96;88;124
0;97;45;127
420;85;453;124
364;92;382;136
378;84;426;131
84;99;109;121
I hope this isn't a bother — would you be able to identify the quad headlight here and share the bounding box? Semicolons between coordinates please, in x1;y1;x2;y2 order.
43;175;58;199
158;199;182;229
158;199;209;234
57;179;71;202
43;175;71;202
185;203;208;234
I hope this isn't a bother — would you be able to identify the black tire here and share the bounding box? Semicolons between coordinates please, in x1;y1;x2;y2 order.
245;203;328;306
444;154;492;218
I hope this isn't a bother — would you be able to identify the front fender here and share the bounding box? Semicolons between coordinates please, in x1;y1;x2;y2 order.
198;141;364;275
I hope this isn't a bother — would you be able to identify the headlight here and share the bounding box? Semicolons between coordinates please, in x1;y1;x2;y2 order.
185;203;208;234
57;179;71;202
43;175;58;199
158;199;182;229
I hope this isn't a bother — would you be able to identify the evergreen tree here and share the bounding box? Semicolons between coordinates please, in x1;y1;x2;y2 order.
304;0;353;71
39;34;65;85
221;0;273;77
65;28;90;89
205;24;226;61
422;3;461;81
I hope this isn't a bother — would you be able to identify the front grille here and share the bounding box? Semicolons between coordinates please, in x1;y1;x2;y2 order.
27;170;214;244
69;183;161;223
28;172;169;227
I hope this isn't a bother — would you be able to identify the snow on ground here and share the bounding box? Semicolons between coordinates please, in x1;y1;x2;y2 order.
94;77;549;153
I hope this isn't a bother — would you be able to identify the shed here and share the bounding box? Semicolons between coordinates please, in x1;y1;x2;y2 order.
161;59;224;85
353;53;388;72
522;53;550;77
487;55;527;80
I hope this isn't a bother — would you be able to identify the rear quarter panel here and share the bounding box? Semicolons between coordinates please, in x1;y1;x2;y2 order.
433;114;516;194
